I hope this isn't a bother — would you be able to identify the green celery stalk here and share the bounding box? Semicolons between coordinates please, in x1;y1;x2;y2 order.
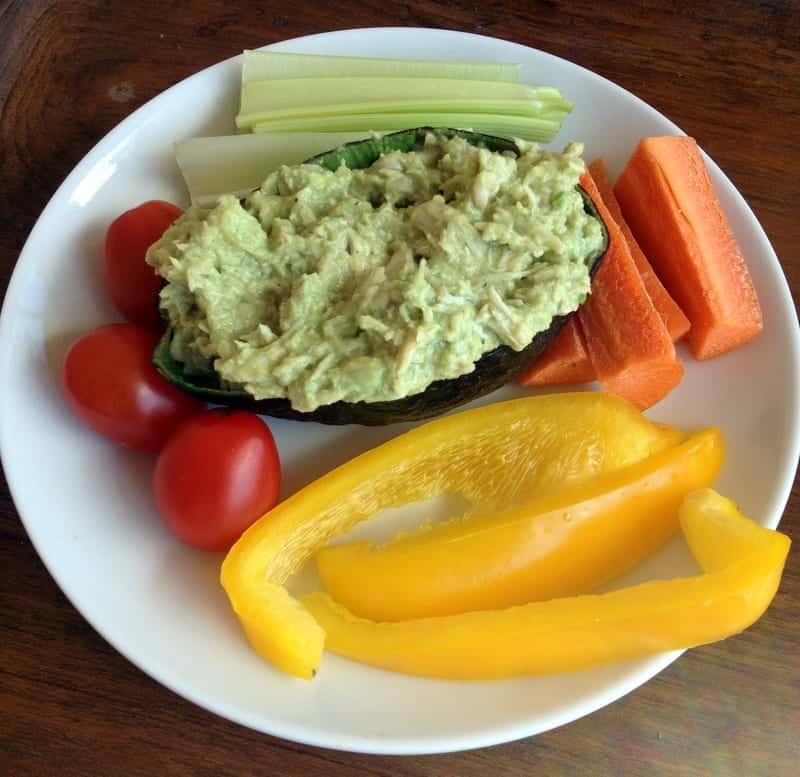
236;98;558;129
251;114;565;143
239;77;542;118
175;131;370;206
241;50;520;83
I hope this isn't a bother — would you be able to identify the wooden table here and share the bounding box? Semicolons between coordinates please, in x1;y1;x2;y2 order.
2;1;798;774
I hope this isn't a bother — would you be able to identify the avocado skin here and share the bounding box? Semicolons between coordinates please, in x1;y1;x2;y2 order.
153;128;608;426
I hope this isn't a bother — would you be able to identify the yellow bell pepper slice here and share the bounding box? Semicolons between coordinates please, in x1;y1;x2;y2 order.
303;489;790;680
316;428;724;620
221;393;682;679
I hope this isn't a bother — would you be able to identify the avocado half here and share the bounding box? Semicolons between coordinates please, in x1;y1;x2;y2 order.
153;127;609;426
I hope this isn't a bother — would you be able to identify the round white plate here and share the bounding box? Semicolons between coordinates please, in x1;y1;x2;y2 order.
1;28;798;755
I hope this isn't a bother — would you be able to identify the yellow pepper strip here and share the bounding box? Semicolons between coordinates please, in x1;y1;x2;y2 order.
316;429;724;620
221;393;682;679
303;488;790;680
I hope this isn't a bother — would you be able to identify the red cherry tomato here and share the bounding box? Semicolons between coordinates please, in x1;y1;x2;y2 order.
153;410;281;552
103;200;183;330
61;323;204;452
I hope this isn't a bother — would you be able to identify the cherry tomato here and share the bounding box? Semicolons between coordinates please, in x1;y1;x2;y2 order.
153;410;281;552
103;200;183;330
61;323;204;452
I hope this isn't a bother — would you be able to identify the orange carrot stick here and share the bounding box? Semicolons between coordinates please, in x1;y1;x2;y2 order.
577;170;684;409
517;318;595;386
614;137;762;360
588;159;691;343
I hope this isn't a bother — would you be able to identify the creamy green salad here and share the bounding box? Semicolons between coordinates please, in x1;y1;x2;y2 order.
147;133;603;411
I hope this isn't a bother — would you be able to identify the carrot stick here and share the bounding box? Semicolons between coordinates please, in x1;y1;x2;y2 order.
613;137;762;360
588;159;691;343
577;169;684;409
517;318;595;386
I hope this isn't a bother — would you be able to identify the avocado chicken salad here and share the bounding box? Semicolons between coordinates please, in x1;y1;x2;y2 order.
147;131;604;413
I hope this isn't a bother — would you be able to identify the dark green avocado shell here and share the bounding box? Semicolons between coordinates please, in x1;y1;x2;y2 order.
153;127;609;426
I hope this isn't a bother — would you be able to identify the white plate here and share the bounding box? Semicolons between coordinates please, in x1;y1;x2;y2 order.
1;28;798;755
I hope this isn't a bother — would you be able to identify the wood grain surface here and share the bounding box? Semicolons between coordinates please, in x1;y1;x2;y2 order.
1;1;798;775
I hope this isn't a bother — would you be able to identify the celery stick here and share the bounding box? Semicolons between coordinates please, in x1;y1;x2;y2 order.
241;50;520;83
236;98;554;129
239;76;539;118
251;114;565;143
175;131;370;206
